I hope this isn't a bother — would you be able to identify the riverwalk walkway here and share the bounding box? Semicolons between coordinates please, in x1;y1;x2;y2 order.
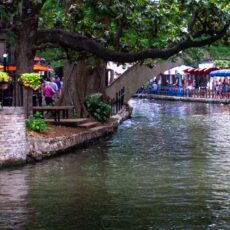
134;94;230;104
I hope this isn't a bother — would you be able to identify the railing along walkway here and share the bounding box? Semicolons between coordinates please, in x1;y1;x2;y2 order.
137;87;230;100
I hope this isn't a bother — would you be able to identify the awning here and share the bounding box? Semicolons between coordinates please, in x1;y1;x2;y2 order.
163;65;192;75
209;69;230;77
0;64;53;72
202;67;219;74
184;67;195;74
184;67;219;75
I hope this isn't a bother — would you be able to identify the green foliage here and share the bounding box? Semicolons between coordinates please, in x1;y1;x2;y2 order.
84;94;112;123
0;0;229;63
206;44;230;59
214;60;230;68
72;113;80;119
0;72;10;83
19;73;41;90
36;48;65;67
26;112;47;132
37;0;229;61
181;48;204;66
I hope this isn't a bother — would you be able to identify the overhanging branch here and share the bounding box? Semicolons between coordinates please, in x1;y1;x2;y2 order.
36;24;229;63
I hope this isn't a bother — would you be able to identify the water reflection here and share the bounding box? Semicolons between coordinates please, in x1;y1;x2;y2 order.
0;170;28;229
1;99;230;229
24;143;113;230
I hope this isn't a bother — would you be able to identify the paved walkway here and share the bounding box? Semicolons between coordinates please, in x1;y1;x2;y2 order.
134;94;230;104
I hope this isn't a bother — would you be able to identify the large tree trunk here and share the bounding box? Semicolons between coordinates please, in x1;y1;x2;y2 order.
57;59;107;117
14;18;37;116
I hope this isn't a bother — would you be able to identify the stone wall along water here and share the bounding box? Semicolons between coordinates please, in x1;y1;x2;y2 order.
0;107;28;165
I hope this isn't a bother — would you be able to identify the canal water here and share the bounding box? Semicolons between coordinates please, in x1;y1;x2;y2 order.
1;99;230;229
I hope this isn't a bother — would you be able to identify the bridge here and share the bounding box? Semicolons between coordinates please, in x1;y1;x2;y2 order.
105;57;183;109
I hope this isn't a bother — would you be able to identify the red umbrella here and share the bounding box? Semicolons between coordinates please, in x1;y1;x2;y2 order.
34;56;46;61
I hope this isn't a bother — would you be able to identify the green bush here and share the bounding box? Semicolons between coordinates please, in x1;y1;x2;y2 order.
72;113;80;118
26;112;47;132
84;93;112;122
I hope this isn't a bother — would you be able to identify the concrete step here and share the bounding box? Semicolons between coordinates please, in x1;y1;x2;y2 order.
89;125;107;132
78;121;99;129
45;118;89;126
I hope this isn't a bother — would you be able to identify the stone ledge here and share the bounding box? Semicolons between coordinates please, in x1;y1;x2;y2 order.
0;107;25;115
27;106;131;162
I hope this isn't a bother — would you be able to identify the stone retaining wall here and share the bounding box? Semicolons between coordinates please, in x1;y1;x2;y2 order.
28;106;131;162
28;122;116;161
0;107;28;165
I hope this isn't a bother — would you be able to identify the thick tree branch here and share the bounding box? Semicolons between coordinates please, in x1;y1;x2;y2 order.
113;17;124;49
187;10;198;33
36;25;229;63
33;42;60;50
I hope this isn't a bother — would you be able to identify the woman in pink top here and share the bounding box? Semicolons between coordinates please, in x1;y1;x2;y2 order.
43;82;54;105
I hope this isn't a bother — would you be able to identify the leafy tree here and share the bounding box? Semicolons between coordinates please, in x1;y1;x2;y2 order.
0;0;229;115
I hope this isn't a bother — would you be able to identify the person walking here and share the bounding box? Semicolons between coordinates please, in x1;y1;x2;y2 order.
43;81;54;106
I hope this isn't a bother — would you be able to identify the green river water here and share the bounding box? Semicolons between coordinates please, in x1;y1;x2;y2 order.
1;98;230;229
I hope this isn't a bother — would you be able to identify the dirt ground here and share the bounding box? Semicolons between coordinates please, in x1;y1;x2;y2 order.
26;117;117;138
27;125;85;138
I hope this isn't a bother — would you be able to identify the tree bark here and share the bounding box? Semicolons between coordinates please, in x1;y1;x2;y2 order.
36;25;229;63
57;60;106;117
14;18;38;116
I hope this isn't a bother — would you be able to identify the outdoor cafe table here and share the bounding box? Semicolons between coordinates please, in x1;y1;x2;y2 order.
32;106;74;122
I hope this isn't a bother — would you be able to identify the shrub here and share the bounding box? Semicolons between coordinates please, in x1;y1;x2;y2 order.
26;112;47;132
84;93;112;122
72;113;80;118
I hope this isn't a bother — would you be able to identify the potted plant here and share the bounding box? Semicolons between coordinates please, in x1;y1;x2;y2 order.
19;73;42;91
0;71;11;90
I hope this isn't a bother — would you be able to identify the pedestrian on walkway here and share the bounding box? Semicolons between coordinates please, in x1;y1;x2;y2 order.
43;81;54;106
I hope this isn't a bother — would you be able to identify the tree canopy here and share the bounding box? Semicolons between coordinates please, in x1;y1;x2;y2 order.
0;0;229;63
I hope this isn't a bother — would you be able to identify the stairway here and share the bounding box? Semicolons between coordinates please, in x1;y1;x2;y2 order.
45;118;100;129
78;121;100;129
45;118;89;126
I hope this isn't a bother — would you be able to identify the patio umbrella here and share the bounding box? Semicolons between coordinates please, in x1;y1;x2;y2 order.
209;69;230;77
0;65;16;71
34;56;46;61
33;64;53;71
0;64;53;72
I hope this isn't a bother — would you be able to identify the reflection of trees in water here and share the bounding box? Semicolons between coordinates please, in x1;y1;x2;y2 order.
0;170;28;229
25;141;112;229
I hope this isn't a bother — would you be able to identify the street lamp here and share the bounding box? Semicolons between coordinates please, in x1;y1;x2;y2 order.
3;53;8;72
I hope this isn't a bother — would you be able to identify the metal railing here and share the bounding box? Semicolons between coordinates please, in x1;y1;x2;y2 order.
139;86;230;99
